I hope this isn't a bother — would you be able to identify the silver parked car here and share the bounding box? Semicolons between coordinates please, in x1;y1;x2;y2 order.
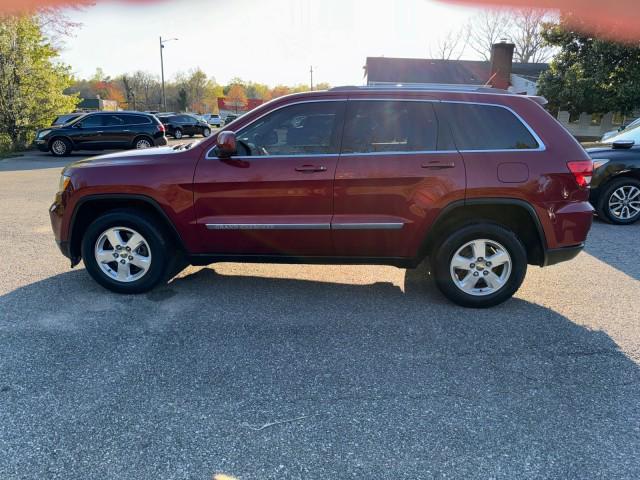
602;117;640;141
201;113;224;128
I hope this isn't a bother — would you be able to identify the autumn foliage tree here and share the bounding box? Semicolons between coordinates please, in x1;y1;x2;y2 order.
0;13;77;150
226;84;248;113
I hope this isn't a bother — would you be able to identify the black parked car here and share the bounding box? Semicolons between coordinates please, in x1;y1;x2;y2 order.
157;114;211;139
587;129;640;224
34;111;168;157
51;113;83;126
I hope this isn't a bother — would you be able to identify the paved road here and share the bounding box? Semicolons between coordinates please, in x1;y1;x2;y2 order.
1;151;639;480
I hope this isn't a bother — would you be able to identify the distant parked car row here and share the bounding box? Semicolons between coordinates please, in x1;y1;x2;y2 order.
34;110;244;156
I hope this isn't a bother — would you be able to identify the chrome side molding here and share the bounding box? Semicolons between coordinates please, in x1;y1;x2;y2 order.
205;222;405;230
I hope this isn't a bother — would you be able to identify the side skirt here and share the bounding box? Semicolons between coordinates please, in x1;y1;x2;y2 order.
187;254;420;269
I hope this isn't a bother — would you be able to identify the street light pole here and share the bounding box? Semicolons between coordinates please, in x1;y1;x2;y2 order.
159;36;166;112
159;36;177;112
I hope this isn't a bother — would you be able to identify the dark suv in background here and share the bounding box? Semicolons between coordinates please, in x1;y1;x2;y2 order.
49;86;593;308
35;111;167;156
157;114;212;139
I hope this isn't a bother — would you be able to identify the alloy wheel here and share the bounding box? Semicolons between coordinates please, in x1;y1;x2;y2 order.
449;239;512;296
608;185;640;220
51;139;66;155
135;138;152;149
94;226;152;283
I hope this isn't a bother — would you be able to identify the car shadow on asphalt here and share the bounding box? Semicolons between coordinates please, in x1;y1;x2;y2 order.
1;267;639;478
585;218;640;281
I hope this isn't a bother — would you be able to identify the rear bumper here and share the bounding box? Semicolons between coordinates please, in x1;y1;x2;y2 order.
543;243;584;266
154;136;168;147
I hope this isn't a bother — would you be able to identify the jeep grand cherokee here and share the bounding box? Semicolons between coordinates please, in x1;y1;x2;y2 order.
49;86;594;307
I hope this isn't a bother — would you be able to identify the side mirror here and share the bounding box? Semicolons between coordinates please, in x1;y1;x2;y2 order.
216;131;237;158
612;140;635;149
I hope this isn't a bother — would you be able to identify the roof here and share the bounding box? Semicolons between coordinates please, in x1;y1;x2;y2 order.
365;57;548;85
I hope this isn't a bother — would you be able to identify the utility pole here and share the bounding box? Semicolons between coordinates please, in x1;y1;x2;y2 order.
310;65;314;91
159;36;178;112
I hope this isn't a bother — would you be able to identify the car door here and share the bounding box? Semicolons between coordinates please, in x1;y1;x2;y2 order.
70;114;105;149
332;99;466;258
193;100;346;256
102;114;131;148
180;115;196;135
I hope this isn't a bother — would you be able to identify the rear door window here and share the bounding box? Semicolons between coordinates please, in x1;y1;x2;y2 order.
341;100;438;154
125;114;152;125
441;103;540;150
105;115;126;127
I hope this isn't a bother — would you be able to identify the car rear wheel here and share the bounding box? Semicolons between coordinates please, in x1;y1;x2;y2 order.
50;138;72;157
173;128;183;139
596;178;640;225
431;223;527;308
133;136;153;149
81;210;171;294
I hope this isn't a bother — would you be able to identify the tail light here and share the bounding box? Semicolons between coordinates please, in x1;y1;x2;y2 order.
567;160;593;188
157;123;166;133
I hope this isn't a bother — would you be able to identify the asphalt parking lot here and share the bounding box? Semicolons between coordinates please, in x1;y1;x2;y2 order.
1;149;639;480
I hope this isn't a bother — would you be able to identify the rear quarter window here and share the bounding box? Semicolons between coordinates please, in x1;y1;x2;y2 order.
441;103;540;150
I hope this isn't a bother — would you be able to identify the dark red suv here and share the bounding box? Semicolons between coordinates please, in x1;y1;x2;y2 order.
49;86;594;307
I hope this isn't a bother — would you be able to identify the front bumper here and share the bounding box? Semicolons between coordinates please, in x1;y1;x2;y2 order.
49;200;67;254
33;139;49;152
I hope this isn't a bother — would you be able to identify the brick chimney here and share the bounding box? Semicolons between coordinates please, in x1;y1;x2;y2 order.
489;40;515;90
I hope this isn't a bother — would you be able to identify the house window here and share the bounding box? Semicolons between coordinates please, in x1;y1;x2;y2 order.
590;113;603;126
611;112;625;126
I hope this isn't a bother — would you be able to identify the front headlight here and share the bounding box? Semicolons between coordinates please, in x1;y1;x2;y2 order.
58;174;71;192
38;129;52;139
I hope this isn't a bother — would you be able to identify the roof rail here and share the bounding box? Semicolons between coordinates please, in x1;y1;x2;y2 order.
329;83;510;93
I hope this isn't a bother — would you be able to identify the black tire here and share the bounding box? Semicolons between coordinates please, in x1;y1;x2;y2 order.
173;128;183;139
81;210;172;294
132;135;154;150
595;177;640;225
202;127;211;137
49;137;72;157
431;223;527;308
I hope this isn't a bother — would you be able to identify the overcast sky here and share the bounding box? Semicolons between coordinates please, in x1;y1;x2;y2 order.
59;0;484;87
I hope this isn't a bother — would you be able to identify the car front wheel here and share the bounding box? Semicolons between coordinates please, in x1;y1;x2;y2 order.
202;127;211;137
173;128;183;139
81;210;171;294
50;138;72;157
596;178;640;225
431;223;527;308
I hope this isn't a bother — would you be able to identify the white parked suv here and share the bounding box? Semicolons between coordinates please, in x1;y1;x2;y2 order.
201;113;223;128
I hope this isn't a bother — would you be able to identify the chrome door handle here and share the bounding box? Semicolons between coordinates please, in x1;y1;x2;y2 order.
295;165;327;172
421;160;455;169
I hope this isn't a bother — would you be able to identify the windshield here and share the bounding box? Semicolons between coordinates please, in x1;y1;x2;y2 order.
603;123;640;143
64;113;88;126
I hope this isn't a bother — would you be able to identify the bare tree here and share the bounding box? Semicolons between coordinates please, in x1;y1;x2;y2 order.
511;9;555;63
468;8;556;63
430;26;469;60
467;10;512;61
36;6;85;48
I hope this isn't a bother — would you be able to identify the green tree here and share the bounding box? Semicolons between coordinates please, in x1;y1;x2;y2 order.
177;88;188;111
0;14;78;150
538;17;640;115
